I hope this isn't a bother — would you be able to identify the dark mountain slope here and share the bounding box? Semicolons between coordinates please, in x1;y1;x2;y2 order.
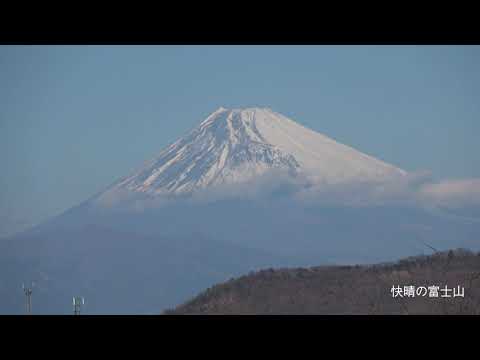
166;249;480;315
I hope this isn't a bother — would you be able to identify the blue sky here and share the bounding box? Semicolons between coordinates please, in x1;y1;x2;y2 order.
1;45;479;236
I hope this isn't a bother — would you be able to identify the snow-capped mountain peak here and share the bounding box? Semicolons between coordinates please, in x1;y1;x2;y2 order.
102;107;406;198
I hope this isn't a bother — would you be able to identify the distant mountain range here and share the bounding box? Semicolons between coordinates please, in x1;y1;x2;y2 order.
1;107;478;314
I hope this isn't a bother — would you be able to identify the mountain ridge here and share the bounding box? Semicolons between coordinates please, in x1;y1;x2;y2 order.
165;249;480;315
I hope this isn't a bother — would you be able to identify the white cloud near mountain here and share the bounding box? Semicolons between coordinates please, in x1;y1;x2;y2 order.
95;168;480;212
417;178;480;207
292;171;480;210
90;107;480;213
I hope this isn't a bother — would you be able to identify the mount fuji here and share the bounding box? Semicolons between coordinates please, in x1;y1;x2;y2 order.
95;107;406;204
1;107;478;314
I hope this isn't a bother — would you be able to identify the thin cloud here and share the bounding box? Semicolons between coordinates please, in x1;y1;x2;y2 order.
418;178;480;207
293;171;433;207
93;168;480;212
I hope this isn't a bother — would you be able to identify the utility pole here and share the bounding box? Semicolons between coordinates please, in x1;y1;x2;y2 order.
73;297;84;315
22;283;33;315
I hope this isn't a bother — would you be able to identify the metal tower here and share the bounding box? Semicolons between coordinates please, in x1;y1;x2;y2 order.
22;283;34;315
73;297;85;315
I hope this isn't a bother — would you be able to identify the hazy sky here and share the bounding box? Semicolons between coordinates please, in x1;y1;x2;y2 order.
1;45;479;236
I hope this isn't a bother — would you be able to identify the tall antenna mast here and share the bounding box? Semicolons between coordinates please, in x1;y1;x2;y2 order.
22;282;33;315
73;296;85;315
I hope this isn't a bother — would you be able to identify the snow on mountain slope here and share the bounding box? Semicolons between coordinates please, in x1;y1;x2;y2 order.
98;107;407;200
